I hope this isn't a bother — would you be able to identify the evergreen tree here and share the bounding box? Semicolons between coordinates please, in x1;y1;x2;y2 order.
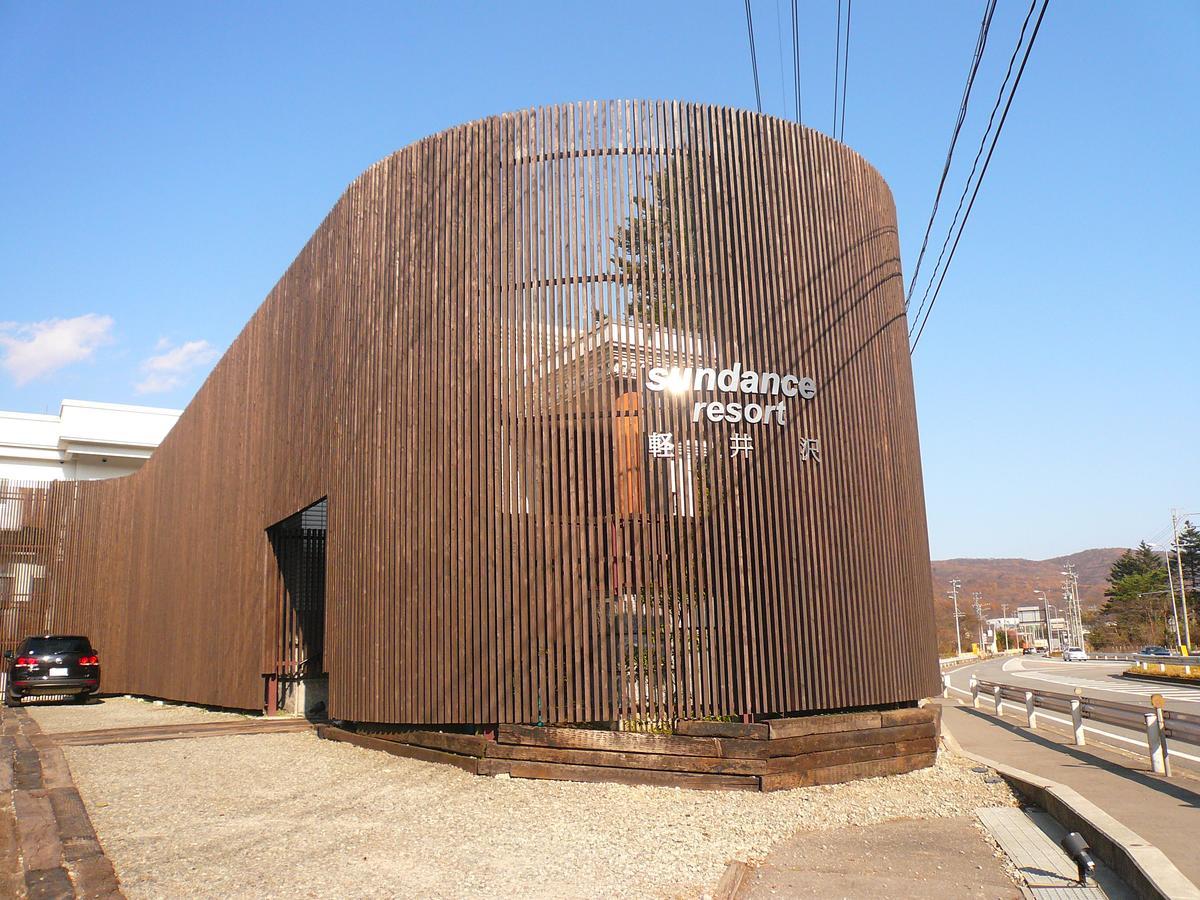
1173;520;1200;596
1106;541;1163;586
609;154;730;329
1099;569;1170;647
1097;544;1169;647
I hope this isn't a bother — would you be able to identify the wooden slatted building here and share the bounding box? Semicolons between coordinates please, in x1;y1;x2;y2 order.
1;103;940;765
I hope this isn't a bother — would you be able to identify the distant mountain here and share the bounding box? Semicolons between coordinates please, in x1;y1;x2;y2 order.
929;548;1126;653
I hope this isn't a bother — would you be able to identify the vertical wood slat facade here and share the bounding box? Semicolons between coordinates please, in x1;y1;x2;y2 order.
0;101;940;723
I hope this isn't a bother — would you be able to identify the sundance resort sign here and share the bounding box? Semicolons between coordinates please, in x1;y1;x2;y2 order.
645;363;817;426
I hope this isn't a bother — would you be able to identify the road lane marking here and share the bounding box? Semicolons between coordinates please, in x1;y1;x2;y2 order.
1033;712;1200;763
1009;671;1200;702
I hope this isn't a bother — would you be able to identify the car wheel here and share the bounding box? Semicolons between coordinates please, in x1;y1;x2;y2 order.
73;692;91;705
4;685;20;708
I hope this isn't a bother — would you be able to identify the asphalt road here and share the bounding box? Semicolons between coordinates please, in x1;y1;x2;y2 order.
943;654;1200;777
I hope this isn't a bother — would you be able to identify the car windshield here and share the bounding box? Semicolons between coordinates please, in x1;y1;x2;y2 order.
22;637;91;656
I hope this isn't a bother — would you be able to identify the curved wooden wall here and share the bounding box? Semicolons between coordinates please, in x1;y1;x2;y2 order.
14;101;939;722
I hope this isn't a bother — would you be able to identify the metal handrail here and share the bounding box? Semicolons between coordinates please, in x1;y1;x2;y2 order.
950;674;1194;777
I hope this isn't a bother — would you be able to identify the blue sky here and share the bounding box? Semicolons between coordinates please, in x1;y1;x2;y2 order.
1;1;1196;559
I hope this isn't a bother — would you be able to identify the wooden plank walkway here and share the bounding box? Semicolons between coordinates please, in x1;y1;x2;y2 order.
51;717;313;747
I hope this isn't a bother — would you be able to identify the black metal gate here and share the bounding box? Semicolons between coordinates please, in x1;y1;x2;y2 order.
267;498;327;686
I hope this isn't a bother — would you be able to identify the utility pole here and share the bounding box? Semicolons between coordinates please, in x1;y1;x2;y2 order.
1061;564;1085;650
1172;510;1192;651
1001;603;1010;651
948;579;964;656
972;592;989;652
1035;589;1052;652
1165;547;1182;650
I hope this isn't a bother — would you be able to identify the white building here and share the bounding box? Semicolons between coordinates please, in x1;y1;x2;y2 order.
1;400;180;616
0;399;180;482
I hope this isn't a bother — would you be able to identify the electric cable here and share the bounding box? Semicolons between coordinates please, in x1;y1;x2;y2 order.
905;0;998;309
833;0;842;133
745;0;763;114
791;0;802;124
775;0;788;116
910;0;1039;338
839;0;852;141
910;0;1051;352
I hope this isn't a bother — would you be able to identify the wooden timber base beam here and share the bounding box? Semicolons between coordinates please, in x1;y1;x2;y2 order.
316;706;939;792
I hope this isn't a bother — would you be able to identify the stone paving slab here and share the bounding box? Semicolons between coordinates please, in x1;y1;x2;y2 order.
736;815;1023;899
0;706;123;899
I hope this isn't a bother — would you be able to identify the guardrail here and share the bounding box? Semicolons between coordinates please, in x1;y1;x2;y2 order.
947;675;1200;777
938;649;1020;671
1131;654;1199;675
938;653;979;671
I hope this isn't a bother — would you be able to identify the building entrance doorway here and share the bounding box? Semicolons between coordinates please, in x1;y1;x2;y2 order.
265;498;327;717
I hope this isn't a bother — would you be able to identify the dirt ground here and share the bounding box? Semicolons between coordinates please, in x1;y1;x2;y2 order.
50;704;1018;900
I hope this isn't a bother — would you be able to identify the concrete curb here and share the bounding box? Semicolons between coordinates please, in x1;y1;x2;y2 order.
940;716;1200;900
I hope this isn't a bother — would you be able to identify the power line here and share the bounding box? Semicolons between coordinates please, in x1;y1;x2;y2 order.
791;0;803;124
909;0;1050;353
910;0;1038;335
905;0;999;310
833;0;842;134
839;0;852;141
744;0;763;114
774;0;788;116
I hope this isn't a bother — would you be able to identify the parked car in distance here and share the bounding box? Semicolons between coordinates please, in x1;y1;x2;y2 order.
4;635;100;706
1139;645;1171;657
1022;647;1040;655
1063;647;1088;662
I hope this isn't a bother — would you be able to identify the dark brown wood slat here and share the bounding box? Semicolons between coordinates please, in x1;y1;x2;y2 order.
767;711;884;740
879;706;935;727
674;720;770;740
52;719;313;747
763;736;938;776
497;724;765;760
761;751;937;792
355;728;488;757
765;722;936;759
480;757;759;792
0;100;939;731
485;742;766;776
317;726;481;774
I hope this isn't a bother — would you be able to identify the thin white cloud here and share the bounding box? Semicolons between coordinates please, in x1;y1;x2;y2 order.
0;314;115;385
135;338;219;394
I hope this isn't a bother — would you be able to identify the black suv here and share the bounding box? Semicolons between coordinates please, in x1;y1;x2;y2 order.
4;635;100;706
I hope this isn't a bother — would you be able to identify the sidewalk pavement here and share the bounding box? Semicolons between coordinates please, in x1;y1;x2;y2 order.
735;815;1022;899
935;698;1200;888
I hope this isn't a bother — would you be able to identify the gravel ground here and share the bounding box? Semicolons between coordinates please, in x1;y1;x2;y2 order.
25;696;254;734
62;730;1017;900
